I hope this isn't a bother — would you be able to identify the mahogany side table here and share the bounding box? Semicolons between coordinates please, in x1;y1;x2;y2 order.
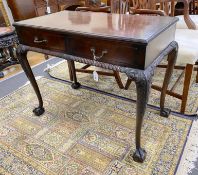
14;11;178;163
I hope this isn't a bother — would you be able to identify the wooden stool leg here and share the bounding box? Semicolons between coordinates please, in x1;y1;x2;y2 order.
125;78;132;90
181;64;194;113
67;60;74;81
113;71;124;89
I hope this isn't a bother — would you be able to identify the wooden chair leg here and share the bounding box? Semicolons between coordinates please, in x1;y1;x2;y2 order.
180;64;194;113
125;78;132;90
67;60;74;81
113;71;124;89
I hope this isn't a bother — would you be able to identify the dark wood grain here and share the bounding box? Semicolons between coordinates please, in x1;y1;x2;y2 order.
16;27;66;52
67;35;145;69
14;11;178;69
14;11;178;43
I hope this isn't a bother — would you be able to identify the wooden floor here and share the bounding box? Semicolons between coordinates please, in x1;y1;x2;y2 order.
0;52;46;81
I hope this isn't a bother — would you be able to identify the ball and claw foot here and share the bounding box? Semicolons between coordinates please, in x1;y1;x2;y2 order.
33;107;45;116
71;82;81;89
160;108;171;118
132;148;146;163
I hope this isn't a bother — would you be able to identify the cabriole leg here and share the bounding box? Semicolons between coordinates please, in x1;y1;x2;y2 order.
17;45;45;116
131;75;152;163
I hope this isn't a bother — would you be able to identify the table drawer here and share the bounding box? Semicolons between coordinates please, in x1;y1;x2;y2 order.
67;36;146;69
16;27;66;52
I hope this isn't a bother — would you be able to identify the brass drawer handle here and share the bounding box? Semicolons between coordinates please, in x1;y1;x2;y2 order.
90;47;108;61
34;37;47;44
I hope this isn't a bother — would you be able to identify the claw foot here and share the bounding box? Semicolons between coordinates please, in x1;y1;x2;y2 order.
71;82;81;89
160;108;171;118
33;107;45;116
132;148;146;163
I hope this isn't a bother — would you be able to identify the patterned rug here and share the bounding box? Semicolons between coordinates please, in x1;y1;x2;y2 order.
0;78;192;175
49;61;198;115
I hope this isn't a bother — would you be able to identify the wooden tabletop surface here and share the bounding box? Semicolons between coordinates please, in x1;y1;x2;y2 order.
14;11;178;44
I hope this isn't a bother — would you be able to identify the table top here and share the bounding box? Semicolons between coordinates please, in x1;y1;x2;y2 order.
14;11;178;44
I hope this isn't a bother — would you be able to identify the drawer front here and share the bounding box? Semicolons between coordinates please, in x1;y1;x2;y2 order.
68;36;146;69
16;27;66;52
